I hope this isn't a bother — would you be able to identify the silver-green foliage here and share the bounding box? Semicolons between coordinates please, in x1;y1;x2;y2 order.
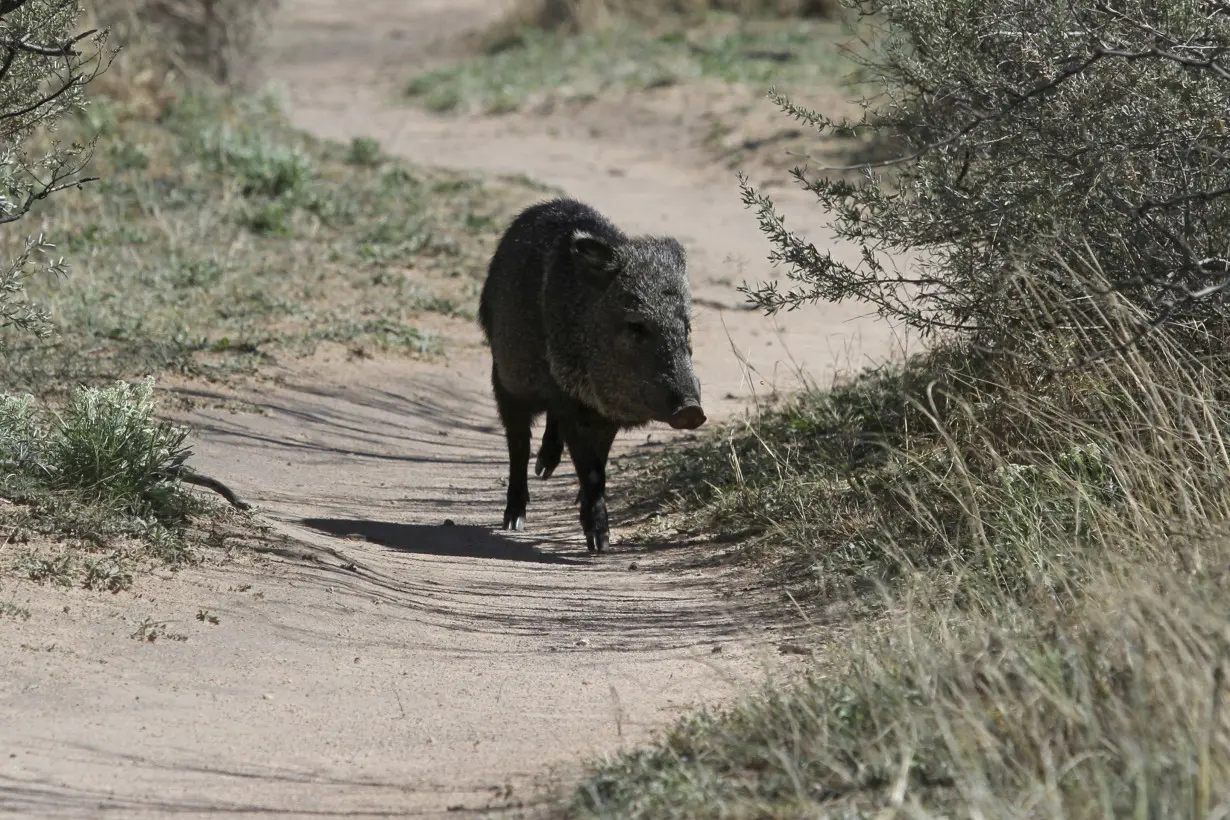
4;377;191;517
49;377;190;513
741;0;1230;356
0;0;110;342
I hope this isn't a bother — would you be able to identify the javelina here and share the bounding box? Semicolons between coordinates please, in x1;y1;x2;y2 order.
478;198;706;553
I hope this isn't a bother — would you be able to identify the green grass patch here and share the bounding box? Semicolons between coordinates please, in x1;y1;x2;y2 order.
0;601;32;621
0;86;543;399
1;377;260;587
0;30;548;579
405;15;857;115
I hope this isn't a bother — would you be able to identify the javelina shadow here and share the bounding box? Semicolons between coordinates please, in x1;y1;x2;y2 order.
299;518;587;566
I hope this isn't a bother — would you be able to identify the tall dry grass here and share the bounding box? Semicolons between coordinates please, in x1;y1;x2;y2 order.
85;0;279;89
573;256;1230;816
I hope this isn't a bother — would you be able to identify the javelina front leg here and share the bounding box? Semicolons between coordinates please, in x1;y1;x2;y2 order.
492;373;531;531
561;417;618;553
535;413;564;479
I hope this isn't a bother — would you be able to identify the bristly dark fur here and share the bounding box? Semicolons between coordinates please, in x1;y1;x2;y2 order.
478;198;703;553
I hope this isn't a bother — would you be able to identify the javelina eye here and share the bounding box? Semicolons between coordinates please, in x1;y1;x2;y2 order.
626;320;648;337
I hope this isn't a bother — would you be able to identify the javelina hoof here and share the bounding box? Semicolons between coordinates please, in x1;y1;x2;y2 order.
503;511;526;531
534;450;559;479
586;531;609;553
535;417;563;479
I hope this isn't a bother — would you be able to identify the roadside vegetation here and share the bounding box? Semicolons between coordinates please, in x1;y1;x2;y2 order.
573;0;1230;815
492;0;837;34
406;0;853;118
0;0;542;587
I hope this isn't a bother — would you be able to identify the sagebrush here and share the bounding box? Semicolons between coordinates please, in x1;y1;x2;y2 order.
741;0;1230;365
0;0;110;346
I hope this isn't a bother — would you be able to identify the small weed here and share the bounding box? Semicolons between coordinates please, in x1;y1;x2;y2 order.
238;197;296;236
345;136;383;166
108;141;149;171
50;378;191;518
18;550;77;586
82;553;134;593
196;124;314;199
0;601;31;621
196;608;220;625
0;378;220;581
130;617;187;643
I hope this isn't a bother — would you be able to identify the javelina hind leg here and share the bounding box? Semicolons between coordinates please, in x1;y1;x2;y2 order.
560;415;618;553
535;413;564;479
492;368;532;531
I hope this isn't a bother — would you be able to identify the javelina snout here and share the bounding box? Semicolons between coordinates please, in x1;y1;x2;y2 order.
668;404;706;430
478;197;703;553
662;373;706;429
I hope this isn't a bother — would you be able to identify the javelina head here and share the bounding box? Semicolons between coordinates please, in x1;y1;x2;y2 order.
571;230;706;430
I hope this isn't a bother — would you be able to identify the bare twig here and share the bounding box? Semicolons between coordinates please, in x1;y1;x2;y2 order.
1094;42;1230;82
1046;274;1230;374
170;467;253;511
0;0;32;16
0;47;16;84
0;459;253;511
1138;185;1230;217
0;72;83;122
0;173;99;226
2;28;99;58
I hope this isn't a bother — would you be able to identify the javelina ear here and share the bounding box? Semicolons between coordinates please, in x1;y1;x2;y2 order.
662;237;687;270
571;231;619;287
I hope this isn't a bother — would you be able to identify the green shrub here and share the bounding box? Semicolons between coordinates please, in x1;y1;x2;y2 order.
345;136;383;167
47;377;191;517
0;393;46;467
197;124;314;199
0;1;111;347
1;376;205;576
2;378;191;522
741;0;1230;362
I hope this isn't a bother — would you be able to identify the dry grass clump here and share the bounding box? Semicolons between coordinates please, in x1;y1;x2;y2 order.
574;263;1230;817
85;0;279;87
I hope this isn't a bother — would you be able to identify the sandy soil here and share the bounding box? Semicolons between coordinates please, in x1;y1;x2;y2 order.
1;2;905;817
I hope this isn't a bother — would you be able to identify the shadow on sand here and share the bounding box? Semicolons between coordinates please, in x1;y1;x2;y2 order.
299;518;587;566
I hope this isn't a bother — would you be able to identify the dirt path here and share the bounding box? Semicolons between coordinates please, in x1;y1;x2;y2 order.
1;3;902;818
